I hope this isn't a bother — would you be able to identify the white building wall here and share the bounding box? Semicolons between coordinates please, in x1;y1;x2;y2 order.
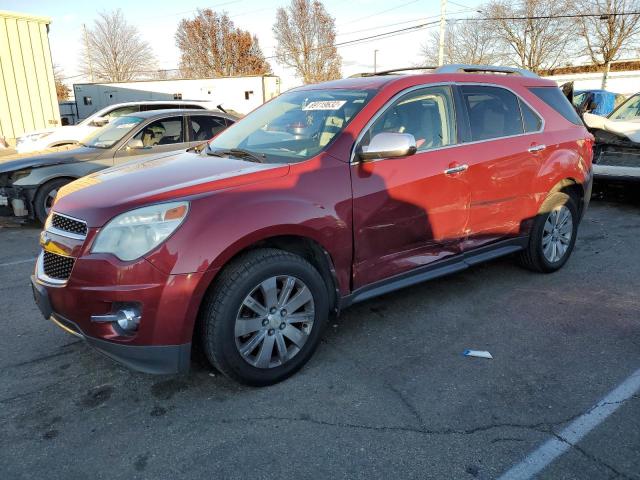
543;70;640;96
73;76;281;119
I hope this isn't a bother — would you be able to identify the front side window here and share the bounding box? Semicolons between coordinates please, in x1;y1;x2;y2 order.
209;89;373;163
132;117;184;147
81;116;145;148
461;85;524;141
609;94;640;121
360;85;456;152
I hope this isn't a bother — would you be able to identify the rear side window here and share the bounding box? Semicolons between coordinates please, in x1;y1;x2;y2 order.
190;115;228;141
460;86;523;141
529;87;583;125
519;99;543;132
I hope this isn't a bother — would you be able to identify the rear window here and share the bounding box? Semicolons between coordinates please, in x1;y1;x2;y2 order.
529;87;583;126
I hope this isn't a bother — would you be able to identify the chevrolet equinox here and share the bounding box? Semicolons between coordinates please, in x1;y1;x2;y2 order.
31;65;594;385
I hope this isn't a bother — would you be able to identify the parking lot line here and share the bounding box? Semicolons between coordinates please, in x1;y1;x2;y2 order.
0;257;37;267
498;366;640;480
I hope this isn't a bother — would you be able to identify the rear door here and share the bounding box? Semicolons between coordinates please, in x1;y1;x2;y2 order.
455;85;545;250
350;85;470;288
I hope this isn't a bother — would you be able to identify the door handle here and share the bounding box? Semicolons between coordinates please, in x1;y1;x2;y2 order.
528;144;547;153
444;164;469;175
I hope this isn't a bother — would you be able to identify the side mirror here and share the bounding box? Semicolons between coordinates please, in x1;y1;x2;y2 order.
357;132;417;162
126;138;146;150
587;100;598;112
90;116;109;127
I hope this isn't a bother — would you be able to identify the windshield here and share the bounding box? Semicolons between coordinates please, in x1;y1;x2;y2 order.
208;89;373;163
610;94;640;121
81;116;145;148
572;92;586;107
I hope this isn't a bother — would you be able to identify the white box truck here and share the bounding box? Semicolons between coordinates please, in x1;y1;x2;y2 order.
73;75;281;120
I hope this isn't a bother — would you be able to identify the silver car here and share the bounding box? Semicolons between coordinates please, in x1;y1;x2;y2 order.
0;109;236;223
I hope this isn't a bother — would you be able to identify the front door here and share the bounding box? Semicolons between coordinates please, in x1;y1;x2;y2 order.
350;85;470;289
114;116;190;163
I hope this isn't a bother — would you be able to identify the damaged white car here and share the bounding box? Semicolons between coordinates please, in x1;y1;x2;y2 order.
583;93;640;182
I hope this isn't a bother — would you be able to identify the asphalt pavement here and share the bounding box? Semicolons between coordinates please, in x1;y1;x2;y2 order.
1;188;639;480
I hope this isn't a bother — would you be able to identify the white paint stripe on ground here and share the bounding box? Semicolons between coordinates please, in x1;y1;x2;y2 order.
498;367;640;480
0;257;37;267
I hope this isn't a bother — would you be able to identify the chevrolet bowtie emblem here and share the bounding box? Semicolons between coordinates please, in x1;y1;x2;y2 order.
39;231;51;247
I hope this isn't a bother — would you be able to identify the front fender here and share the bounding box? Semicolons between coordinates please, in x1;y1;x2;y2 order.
142;155;354;295
13;161;108;188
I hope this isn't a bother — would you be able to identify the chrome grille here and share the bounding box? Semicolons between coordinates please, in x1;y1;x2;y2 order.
42;251;75;280
51;213;87;237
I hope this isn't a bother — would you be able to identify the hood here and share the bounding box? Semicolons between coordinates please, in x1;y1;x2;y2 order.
584;113;640;143
17;127;57;138
18;124;96;141
0;145;106;174
53;150;290;227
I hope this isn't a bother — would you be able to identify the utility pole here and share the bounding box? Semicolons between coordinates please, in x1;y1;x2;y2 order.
83;23;94;82
438;0;447;66
374;49;379;73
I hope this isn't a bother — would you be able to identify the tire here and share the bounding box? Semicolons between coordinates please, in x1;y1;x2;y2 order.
33;178;72;225
518;191;579;273
200;248;329;386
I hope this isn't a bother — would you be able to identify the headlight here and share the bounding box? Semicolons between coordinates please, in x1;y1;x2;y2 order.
92;201;189;261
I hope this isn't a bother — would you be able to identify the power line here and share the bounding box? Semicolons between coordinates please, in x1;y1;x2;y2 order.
463;11;640;21
336;8;476;38
337;0;421;26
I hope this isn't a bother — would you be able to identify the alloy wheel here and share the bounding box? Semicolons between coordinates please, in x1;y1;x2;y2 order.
44;188;58;217
234;275;315;369
542;205;573;263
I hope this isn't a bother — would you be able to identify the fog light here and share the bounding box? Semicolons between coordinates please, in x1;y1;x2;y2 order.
116;308;141;331
91;306;141;332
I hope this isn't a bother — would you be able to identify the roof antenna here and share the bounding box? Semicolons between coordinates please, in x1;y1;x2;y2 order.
216;104;228;114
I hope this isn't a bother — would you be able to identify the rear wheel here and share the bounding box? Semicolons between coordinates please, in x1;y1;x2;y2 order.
518;192;578;273
33;178;72;225
200;248;328;386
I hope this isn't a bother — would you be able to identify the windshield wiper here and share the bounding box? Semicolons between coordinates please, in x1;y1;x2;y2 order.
207;148;266;163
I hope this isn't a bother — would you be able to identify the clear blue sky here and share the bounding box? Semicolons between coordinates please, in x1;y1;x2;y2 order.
3;0;483;89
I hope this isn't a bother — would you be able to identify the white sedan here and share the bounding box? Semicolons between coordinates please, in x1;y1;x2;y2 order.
16;100;211;153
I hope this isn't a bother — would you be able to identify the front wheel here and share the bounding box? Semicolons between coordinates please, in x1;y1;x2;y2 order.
33;178;71;225
200;248;329;386
518;191;579;273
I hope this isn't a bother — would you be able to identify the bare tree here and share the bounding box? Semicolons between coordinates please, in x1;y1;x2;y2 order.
574;0;640;88
483;0;577;73
273;0;341;83
79;9;156;82
176;9;270;78
53;64;70;101
421;19;505;66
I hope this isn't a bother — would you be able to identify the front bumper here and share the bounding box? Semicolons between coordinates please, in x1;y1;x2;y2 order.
31;275;192;374
593;164;640;182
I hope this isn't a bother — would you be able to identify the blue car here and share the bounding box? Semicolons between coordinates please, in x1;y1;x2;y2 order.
573;89;624;116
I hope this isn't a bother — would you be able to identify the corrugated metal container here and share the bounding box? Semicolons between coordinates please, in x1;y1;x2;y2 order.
0;10;60;143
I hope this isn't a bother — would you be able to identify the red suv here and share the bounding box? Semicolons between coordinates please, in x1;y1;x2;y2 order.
31;65;593;385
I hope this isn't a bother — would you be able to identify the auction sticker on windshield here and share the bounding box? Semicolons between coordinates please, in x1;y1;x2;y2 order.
303;100;347;111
